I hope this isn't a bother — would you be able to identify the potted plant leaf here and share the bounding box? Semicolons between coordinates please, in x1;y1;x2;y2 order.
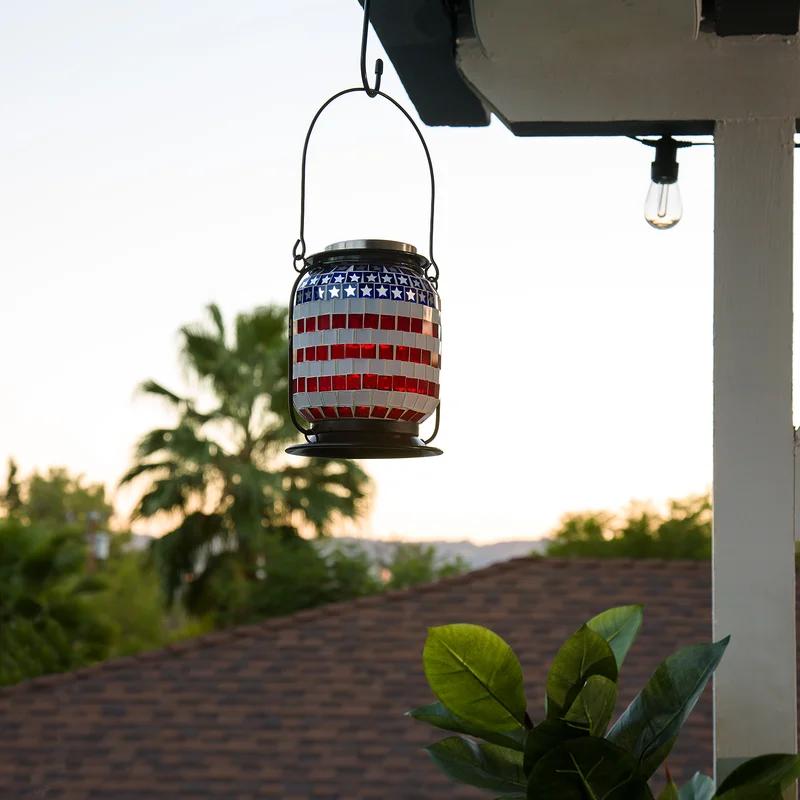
408;605;800;798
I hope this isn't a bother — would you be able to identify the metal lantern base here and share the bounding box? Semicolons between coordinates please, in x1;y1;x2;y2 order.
285;419;442;459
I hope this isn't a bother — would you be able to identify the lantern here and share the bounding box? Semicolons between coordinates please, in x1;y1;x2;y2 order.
285;0;443;459
286;239;442;458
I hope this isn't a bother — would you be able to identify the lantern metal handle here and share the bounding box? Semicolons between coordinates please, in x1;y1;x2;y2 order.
291;86;440;288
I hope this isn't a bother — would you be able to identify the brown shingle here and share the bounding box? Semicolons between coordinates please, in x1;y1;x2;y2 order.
0;557;763;798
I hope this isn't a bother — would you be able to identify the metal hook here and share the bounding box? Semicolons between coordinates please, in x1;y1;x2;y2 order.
360;0;383;97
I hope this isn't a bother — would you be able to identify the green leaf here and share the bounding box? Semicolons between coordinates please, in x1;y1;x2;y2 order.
714;788;782;800
659;781;679;800
607;637;729;778
563;674;617;736
408;702;526;751
545;625;617;720
426;736;526;794
424;624;527;731
586;605;643;670
527;737;654;800
716;754;800;796
679;772;714;800
523;719;586;776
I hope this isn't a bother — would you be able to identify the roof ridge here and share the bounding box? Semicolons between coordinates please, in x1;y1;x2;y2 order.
0;556;710;697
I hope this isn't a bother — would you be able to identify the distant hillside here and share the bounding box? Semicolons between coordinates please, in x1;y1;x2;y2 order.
320;537;546;570
129;532;546;570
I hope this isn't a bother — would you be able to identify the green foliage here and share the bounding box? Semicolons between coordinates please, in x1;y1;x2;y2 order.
562;675;617;737
715;755;800;797
585;604;643;669
546;495;711;560
527;737;653;799
423;623;527;732
0;518;113;685
383;542;468;589
26;467;112;526
409;605;800;799
426;737;526;796
678;774;715;800
120;303;371;611
2;458;22;517
607;638;729;778
99;540;206;658
191;537;383;627
545;625;617;720
408;702;526;751
0;463;112;527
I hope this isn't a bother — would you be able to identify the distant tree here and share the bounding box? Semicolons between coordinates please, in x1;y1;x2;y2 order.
546;494;711;559
99;539;209;658
185;537;382;627
25;468;112;527
120;304;371;609
383;543;469;590
0;518;113;685
2;459;22;517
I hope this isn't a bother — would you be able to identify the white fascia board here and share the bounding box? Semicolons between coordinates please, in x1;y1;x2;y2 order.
459;0;800;125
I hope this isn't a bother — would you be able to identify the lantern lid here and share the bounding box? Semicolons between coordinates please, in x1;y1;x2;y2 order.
324;239;417;255
307;239;429;270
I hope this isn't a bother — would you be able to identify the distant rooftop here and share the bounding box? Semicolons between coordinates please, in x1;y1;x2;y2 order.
0;558;738;798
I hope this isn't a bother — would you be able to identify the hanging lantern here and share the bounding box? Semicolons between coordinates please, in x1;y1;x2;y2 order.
286;240;441;458
285;0;442;459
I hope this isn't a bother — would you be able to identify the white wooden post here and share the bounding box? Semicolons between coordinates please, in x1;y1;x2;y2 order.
713;117;797;790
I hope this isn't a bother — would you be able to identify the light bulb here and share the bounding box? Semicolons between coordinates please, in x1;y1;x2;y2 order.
644;180;682;230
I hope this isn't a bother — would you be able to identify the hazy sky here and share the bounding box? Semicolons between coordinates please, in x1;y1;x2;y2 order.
5;1;788;543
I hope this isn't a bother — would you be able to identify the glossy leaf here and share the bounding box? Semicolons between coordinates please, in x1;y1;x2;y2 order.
527;737;654;800
679;772;714;800
714;788;782;800
426;736;526;794
716;754;800;796
586;604;644;670
523;719;586;776
545;625;617;720
563;674;617;736
424;624;527;730
607;638;729;777
408;701;526;751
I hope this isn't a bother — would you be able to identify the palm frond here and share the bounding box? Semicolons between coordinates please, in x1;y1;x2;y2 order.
138;380;186;408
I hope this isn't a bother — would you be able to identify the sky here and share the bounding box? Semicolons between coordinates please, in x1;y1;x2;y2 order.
3;0;786;544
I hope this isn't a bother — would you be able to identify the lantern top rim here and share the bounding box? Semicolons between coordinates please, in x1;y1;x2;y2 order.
324;239;417;255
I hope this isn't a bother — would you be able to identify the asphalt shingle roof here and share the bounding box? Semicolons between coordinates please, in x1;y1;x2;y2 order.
0;559;727;798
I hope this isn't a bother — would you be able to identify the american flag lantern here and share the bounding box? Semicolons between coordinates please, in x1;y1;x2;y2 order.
286;240;442;458
285;3;442;459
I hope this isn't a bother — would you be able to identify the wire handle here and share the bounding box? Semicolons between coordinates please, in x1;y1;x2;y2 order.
292;87;439;287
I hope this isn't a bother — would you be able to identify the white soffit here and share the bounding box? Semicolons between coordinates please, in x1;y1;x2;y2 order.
458;0;800;124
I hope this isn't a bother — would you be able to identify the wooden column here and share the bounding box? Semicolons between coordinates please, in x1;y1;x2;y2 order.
713;117;797;790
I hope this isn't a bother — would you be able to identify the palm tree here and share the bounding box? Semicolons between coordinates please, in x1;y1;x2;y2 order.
120;304;370;608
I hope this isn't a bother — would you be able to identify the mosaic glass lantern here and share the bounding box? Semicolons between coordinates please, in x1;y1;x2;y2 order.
286;240;442;458
286;0;443;458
